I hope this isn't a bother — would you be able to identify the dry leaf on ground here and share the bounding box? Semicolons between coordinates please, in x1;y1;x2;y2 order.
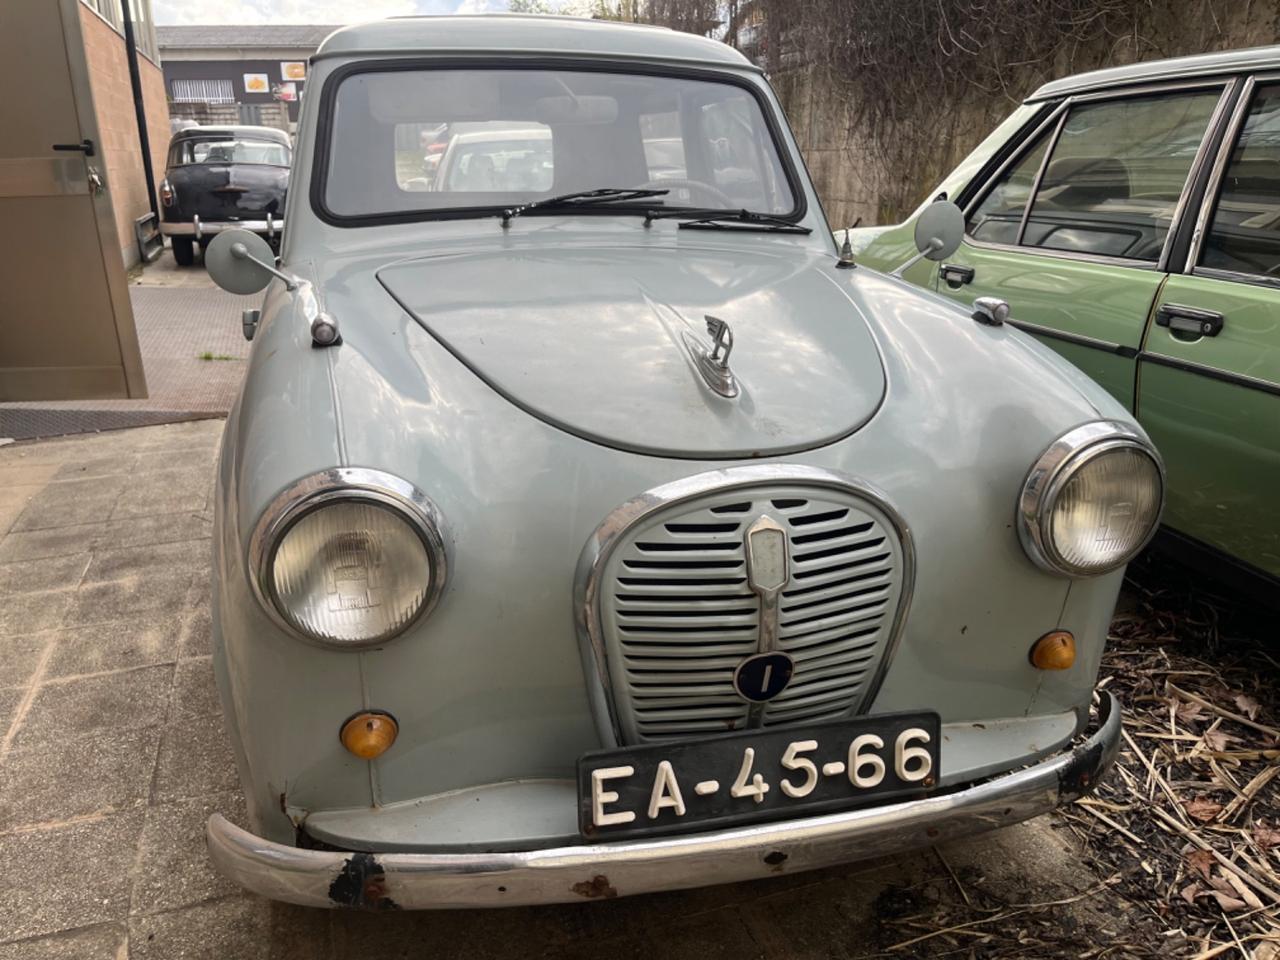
1236;693;1263;720
1185;848;1215;881
1185;797;1226;822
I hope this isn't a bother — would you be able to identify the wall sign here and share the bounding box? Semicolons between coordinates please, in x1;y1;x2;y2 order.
243;73;269;94
273;82;297;102
281;61;307;81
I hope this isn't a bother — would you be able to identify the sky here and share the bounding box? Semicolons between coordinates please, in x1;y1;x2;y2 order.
151;0;513;26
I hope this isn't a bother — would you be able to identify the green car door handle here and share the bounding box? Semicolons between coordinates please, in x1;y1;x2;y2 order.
940;263;975;288
1156;303;1224;338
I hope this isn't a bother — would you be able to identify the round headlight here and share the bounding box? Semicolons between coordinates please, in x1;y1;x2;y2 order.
250;470;446;647
1019;423;1164;577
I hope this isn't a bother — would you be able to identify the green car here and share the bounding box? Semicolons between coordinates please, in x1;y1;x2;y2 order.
851;46;1280;595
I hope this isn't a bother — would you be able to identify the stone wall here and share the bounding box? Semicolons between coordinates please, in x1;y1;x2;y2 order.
167;100;291;132
80;4;170;268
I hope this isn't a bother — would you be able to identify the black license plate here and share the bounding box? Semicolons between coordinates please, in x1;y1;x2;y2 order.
577;712;940;841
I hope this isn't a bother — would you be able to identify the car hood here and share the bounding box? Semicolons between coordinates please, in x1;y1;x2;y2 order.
376;245;886;459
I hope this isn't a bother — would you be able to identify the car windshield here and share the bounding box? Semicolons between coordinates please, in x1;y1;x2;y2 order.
323;67;797;220
172;138;290;166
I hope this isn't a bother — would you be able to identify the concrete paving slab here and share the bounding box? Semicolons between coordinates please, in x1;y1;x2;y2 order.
131;791;248;916
151;713;240;805
65;570;194;627
126;897;271;960
0;810;144;942
45;614;182;680
12;664;175;753
169;657;221;721
0;726;161;831
9;477;129;533
0;523;110;563
0;554;91;596
0;591;72;639
0;922;128;960
0;634;52;691
178;586;213;659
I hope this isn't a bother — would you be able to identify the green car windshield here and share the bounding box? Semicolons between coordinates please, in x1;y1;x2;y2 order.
320;67;798;221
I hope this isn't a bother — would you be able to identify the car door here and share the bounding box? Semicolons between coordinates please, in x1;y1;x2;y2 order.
1138;77;1280;579
933;83;1234;410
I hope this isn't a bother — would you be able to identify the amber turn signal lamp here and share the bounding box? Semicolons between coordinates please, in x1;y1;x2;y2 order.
1030;631;1076;670
340;711;398;759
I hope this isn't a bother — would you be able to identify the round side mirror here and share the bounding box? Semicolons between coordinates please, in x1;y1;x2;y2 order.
913;201;965;262
205;229;276;295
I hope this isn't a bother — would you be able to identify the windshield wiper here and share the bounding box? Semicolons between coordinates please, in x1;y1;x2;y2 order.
644;208;812;234
500;188;669;226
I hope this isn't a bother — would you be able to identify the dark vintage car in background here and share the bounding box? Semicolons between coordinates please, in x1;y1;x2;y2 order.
159;125;291;266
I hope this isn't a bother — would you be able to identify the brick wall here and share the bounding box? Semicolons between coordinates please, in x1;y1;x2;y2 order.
79;4;170;268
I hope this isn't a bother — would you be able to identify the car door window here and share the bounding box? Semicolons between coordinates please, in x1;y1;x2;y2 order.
966;132;1050;245
966;89;1222;261
1199;83;1280;278
1024;91;1221;261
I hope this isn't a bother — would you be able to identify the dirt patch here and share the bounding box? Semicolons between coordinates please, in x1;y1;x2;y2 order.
867;556;1280;958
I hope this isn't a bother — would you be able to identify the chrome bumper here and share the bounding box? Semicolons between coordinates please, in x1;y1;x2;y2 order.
161;216;282;240
207;693;1120;910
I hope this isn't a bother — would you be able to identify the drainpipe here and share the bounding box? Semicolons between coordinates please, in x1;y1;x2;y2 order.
119;0;158;220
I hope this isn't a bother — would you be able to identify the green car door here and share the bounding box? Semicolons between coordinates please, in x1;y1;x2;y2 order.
930;85;1231;410
1139;79;1280;579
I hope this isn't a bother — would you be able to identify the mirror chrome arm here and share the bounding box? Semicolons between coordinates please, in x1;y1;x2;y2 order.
230;242;298;292
890;237;943;278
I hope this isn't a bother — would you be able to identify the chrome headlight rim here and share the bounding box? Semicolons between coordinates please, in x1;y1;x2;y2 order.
1018;420;1165;578
247;468;448;649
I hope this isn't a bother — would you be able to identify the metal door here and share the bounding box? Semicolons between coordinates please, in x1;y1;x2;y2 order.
0;0;147;400
1137;76;1280;580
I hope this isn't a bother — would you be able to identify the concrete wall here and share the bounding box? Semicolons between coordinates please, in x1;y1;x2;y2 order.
774;2;1280;228
80;3;170;268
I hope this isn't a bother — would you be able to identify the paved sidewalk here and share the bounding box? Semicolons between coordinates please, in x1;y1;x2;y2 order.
0;421;1128;958
0;253;255;441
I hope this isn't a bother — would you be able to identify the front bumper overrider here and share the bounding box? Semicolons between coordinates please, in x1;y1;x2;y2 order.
206;692;1120;910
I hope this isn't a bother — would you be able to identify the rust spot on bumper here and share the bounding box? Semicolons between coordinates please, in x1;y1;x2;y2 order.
572;875;618;899
329;852;400;910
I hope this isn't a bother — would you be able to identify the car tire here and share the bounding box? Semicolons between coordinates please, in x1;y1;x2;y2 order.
171;237;195;266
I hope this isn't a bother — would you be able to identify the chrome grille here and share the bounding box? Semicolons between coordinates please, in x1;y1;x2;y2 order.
595;481;907;744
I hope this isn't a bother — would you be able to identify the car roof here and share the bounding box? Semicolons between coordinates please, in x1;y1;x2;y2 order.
450;127;551;143
1028;43;1280;101
170;125;291;144
315;14;753;70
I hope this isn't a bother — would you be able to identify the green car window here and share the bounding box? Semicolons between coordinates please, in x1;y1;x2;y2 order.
1023;91;1221;261
966;132;1050;245
1200;83;1280;278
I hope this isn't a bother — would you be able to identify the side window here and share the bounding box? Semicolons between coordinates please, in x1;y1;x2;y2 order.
966;132;1050;245
966;89;1222;261
1199;84;1280;277
1024;91;1221;261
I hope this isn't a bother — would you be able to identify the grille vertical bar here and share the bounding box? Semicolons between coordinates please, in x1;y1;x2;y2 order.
596;482;907;744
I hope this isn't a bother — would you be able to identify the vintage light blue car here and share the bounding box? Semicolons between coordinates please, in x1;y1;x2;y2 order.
203;15;1160;909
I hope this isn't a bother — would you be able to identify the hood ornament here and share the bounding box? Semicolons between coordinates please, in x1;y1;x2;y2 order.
685;315;739;398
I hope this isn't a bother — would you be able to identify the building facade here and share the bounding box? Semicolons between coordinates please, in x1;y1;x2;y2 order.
80;0;169;268
157;25;337;133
